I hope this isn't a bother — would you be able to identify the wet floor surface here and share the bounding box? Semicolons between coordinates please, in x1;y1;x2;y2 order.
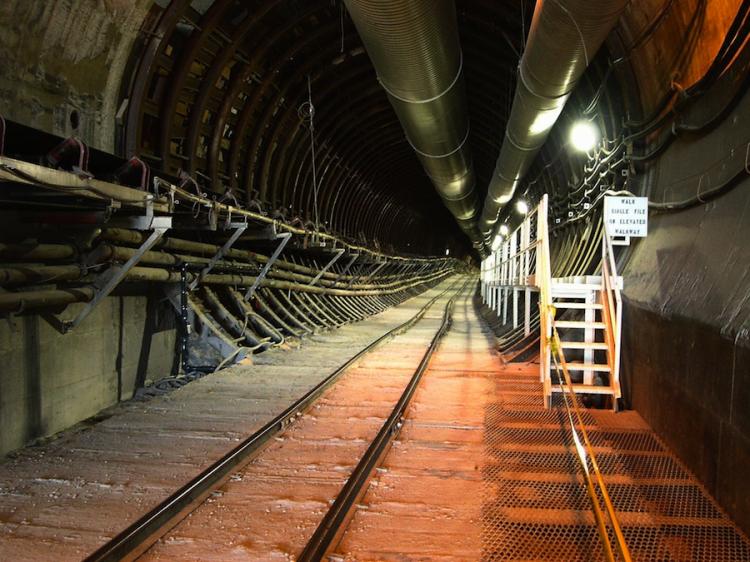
0;280;456;562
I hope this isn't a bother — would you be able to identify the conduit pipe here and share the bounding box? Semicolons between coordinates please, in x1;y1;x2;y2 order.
479;0;629;241
343;0;484;249
100;229;417;282
0;269;449;313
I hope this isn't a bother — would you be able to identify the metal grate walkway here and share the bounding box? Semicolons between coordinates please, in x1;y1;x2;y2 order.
482;361;750;561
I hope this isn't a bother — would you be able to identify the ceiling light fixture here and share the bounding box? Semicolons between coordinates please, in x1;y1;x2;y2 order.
570;120;599;152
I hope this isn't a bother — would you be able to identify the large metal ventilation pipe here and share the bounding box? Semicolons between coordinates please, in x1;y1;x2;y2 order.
343;0;483;249
480;0;629;241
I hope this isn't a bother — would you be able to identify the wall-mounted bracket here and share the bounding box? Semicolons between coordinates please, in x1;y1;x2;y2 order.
48;222;170;333
243;223;278;241
361;261;387;282
610;235;631;246
332;253;359;286
106;202;167;231
188;224;247;291
243;232;292;302
308;248;344;287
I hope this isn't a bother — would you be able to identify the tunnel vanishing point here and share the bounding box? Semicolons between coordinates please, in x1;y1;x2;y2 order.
1;1;750;560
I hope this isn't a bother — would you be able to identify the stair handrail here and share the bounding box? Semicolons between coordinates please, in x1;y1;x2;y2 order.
536;195;553;396
601;223;622;397
479;195;553;394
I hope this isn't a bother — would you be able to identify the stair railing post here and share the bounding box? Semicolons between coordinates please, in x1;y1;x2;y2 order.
522;214;531;337
503;239;510;325
584;290;595;385
511;231;518;329
538;194;552;404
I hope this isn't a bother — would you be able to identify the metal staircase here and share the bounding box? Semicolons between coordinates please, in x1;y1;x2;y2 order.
549;274;622;405
481;194;625;410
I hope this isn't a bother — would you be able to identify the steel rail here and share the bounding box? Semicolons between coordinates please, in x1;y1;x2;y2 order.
82;278;461;562
297;279;469;561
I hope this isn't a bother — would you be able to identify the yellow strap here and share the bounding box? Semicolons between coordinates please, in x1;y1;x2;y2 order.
550;327;632;562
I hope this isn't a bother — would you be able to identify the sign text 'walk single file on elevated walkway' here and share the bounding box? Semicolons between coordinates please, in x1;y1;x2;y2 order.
604;196;648;237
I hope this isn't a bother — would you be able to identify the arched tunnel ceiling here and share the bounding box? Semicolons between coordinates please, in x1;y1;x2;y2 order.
0;0;741;258
119;0;533;257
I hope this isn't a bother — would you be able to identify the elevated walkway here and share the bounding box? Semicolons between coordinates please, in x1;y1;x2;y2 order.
480;195;625;410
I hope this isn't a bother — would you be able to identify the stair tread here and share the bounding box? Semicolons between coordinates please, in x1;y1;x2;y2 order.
551;286;601;293
554;302;603;309
551;385;616;395
554;320;606;329
565;362;611;372
559;341;609;350
552;275;602;284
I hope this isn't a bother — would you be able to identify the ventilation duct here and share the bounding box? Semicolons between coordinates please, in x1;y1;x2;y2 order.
343;0;483;249
479;0;629;241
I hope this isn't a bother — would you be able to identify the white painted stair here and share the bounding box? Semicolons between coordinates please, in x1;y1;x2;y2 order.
549;275;622;407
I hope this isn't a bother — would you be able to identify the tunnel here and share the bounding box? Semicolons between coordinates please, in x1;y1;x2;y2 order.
0;0;749;559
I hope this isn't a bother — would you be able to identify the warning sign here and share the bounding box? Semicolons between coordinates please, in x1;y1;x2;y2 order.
604;196;648;237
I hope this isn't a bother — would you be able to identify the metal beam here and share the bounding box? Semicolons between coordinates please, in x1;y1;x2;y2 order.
332;253;359;285
188;224;247;291
243;232;292;301
362;261;387;282
308;248;344;287
61;221;170;332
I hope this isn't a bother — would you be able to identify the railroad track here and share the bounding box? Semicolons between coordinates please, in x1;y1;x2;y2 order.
84;278;468;562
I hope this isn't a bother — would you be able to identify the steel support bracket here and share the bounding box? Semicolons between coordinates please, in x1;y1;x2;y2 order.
361;261;387;282
107;214;170;232
611;235;631;246
54;226;169;333
243;232;292;301
243;223;278;241
347;260;387;288
188;224;247;291
309;248;344;287
332;253;359;286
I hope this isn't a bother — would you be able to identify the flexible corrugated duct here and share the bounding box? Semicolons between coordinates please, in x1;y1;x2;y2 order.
480;0;629;241
343;0;483;249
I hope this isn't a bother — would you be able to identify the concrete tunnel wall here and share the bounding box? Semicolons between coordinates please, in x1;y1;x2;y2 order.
0;294;176;455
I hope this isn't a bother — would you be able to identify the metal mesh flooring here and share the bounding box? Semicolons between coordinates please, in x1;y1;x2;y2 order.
481;362;750;561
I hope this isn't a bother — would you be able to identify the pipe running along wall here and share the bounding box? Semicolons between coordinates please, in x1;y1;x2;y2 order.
343;0;483;249
479;0;629;242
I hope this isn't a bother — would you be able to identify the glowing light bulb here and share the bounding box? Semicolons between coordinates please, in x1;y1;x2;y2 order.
570;120;599;152
499;224;510;236
516;200;529;215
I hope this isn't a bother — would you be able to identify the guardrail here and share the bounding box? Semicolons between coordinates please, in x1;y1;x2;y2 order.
480;194;549;337
601;222;623;394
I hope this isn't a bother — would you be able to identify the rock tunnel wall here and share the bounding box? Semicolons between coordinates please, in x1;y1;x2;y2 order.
608;0;750;535
620;61;750;537
0;0;153;152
